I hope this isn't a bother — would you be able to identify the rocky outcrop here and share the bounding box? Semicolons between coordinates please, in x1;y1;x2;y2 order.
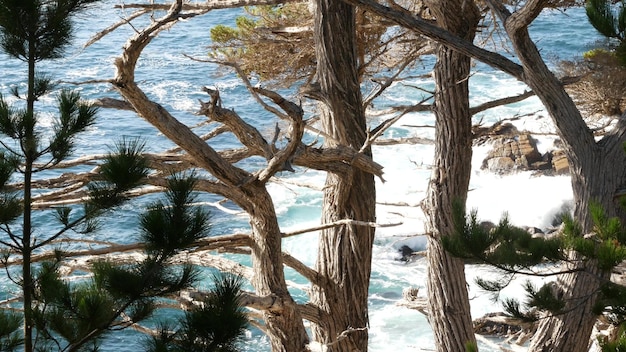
551;150;570;174
478;122;569;175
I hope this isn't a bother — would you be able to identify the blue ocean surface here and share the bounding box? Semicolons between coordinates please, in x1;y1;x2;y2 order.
0;1;603;351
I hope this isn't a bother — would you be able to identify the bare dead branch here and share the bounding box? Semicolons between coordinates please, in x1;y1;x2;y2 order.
84;9;150;48
198;87;275;161
343;0;525;80
187;56;291;121
282;218;402;238
183;251;254;280
363;44;432;107
373;136;434;145
93;97;136;111
469;89;536;116
281;252;319;285
252;87;305;182
362;94;433;152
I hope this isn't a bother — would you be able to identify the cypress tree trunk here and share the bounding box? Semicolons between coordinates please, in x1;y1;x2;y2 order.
421;0;480;351
245;189;311;352
486;2;626;350
329;0;626;349
528;131;626;351
308;1;376;350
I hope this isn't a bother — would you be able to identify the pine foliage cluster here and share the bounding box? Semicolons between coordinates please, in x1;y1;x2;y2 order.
443;200;626;340
586;0;626;64
146;273;249;352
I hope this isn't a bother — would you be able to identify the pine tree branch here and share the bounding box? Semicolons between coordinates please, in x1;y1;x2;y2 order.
31;211;100;251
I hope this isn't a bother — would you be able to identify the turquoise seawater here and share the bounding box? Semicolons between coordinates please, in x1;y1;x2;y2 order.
0;1;604;351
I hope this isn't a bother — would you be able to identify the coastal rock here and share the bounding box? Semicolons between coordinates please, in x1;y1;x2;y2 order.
551;150;570;174
485;156;515;172
481;132;543;173
479;124;569;175
397;245;417;262
474;122;520;144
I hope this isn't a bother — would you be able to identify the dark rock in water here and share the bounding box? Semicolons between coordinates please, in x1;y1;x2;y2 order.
398;245;415;262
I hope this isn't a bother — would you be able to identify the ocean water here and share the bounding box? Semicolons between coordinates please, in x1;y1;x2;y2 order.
0;1;603;351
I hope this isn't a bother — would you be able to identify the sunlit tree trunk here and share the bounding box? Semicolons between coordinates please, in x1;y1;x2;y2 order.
308;1;376;350
422;0;480;350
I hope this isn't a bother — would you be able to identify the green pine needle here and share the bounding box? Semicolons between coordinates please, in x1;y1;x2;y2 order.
140;174;211;255
587;0;620;38
0;310;23;350
100;138;148;192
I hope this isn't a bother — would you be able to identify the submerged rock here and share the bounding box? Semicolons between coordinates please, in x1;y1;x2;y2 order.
398;245;415;262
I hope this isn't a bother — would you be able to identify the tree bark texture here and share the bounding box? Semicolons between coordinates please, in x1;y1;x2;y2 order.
528;124;626;352
110;2;309;351
421;0;480;351
309;1;376;351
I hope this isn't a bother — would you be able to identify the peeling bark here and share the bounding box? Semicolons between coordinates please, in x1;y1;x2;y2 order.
421;0;480;350
308;1;376;351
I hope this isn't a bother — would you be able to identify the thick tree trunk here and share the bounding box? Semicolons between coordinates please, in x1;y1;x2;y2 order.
309;1;376;351
484;1;626;350
334;0;626;349
421;0;480;351
528;130;626;352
